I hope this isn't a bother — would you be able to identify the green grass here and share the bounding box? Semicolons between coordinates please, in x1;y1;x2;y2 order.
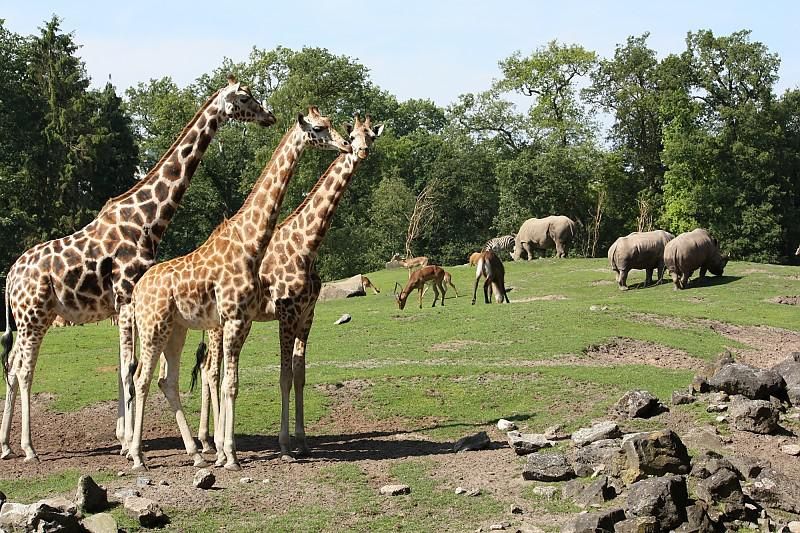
2;258;798;530
0;470;116;504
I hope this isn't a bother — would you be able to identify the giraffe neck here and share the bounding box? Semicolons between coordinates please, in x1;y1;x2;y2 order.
227;124;306;265
99;90;228;244
279;152;360;257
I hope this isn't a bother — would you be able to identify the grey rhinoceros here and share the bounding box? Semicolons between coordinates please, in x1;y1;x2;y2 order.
663;228;727;290
512;215;576;260
608;230;674;290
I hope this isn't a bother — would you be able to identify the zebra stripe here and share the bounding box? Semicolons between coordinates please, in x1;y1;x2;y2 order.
484;235;515;253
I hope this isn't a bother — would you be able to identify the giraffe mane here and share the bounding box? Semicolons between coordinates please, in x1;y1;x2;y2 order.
278;153;345;229
99;88;224;214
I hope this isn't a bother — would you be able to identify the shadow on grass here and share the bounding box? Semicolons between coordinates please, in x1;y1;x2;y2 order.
691;275;741;288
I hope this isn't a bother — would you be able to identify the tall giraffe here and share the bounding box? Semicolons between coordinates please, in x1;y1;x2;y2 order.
0;77;274;463
197;115;383;461
128;108;350;471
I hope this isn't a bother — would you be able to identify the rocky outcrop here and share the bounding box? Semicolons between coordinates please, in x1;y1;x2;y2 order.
707;363;785;400
622;430;691;482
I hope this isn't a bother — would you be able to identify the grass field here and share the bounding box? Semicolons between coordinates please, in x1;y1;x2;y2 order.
1;257;798;531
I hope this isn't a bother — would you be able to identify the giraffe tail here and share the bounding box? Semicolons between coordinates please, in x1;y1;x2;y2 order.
2;282;14;381
190;330;207;393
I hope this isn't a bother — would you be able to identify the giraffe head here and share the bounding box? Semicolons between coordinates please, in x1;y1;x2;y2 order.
218;75;276;127
345;114;384;160
297;106;351;153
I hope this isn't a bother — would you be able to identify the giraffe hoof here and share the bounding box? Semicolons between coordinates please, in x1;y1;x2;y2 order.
23;455;40;464
214;458;226;468
131;464;148;472
280;453;296;463
1;449;16;460
223;462;242;472
193;457;210;468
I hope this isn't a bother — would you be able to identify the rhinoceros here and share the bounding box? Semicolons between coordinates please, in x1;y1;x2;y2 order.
512;215;576;260
663;228;727;290
608;230;675;290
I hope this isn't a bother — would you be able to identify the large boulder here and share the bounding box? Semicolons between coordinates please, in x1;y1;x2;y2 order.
610;390;667;419
571;475;616;507
522;452;574;482
81;512;118;533
675;501;720;533
622;430;691;482
625;475;689;530
572;438;625;477
614;516;659;533
743;466;800;514
772;352;800;406
561;507;625;533
75;474;108;513
728;397;780;434
506;431;553;455
707;363;785;400
571;421;621;446
453;431;491;452
0;501;82;532
124;496;168;528
695;468;747;520
318;275;367;301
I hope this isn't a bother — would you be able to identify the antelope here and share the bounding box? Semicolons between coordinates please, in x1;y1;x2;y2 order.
391;253;430;277
361;275;380;295
422;269;458;298
472;251;510;304
394;265;447;309
469;252;482;266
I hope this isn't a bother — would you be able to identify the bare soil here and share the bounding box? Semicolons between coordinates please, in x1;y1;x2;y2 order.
769;295;800;305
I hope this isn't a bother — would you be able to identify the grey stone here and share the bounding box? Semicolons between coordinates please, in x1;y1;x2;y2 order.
781;444;800;456
136;476;154;487
771;352;800;388
572;476;616;507
239;477;254;484
489;523;509;531
522;452;574;482
531;485;558;499
75;474;108;513
622;430;691;482
37;497;77;516
611;389;667;419
124;495;168;528
506;431;553;455
112;488;141;500
571;421;621;446
729;398;780;434
453;431;491;452
788;385;800;406
672;389;697;405
614;516;659;533
680;425;727;454
690;450;737;480
563;507;625;532
496;419;516;431
572;438;625;478
454;487;467;495
743;466;800;514
706;403;727;413
787;521;800;533
626;474;689;530
81;512;118;533
379;484;411;496
693;375;711;393
466;488;481;497
319;275;366;301
728;455;762;480
333;313;352;325
26;502;81;532
708;363;785;400
193;468;216;490
695;468;746;520
675;501;719;533
544;424;570;440
0;502;32;530
708;391;729;403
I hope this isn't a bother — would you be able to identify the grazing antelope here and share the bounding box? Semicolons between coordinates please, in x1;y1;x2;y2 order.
394;265;447;309
361;275;380;295
391;253;430;277
472;251;510;304
469;252;482;266
422;269;458;298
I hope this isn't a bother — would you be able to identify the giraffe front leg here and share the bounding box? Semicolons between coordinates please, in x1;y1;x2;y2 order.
220;319;250;471
199;328;222;454
1;372;19;459
19;366;39;463
157;326;207;468
278;317;295;460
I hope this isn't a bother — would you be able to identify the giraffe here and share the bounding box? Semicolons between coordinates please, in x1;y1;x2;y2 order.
128;107;351;471
0;77;274;463
196;114;383;461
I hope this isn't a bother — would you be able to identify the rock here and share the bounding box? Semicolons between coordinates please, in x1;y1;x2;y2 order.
496;419;516;431
522;452;574;482
610;389;667;419
622;430;691;482
729;397;780;434
772;352;800;388
0;502;32;530
319;275;366;301
626;474;689;530
510;504;523;514
467;488;481;497
26;502;81;532
676;501;718;533
787;521;800;533
75;474;108;513
506;431;553;455
614;516;659;533
455;487;467;495
781;444;800;456
158;480;169;486
489;523;509;531
116;471;125;477
571;421;621;446
695;467;746;519
239;477;254;484
453;431;491;452
672;389;696;405
743;466;800;514
690;450;737;480
531;485;558;499
680;425;727;454
708;391;729;403
692;375;711;393
333;313;352;325
81;512;118;533
563;507;625;532
708;363;785;400
706;403;727;413
124;495;168;528
193;468;216;490
572;438;625;478
136;476;154;487
728;455;763;480
714;415;727;423
787;385;800;406
113;488;141;500
37;497;78;515
572;475;616;507
379;484;411;496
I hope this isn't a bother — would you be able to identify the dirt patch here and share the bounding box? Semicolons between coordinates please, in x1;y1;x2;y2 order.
515;294;568;303
592;279;614;286
687;296;705;303
698;320;800;368
555;338;704;370
769;295;800;305
741;268;769;275
628;312;695;330
429;339;512;352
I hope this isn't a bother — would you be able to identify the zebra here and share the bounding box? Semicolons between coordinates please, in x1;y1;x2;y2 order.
484;234;516;256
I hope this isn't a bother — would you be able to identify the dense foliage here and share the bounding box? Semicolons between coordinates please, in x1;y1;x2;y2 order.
1;18;799;298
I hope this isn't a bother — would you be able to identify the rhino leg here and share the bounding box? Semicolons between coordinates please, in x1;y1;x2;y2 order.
681;273;691;288
671;271;681;290
699;266;707;278
618;270;629;291
522;242;534;261
555;242;565;258
657;263;665;284
644;268;654;286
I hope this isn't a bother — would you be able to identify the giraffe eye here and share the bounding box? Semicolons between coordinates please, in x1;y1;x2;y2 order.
240;96;251;103
312;126;324;132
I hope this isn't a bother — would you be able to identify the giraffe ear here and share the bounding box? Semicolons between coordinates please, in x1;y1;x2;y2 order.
372;124;385;137
344;122;353;135
298;113;308;127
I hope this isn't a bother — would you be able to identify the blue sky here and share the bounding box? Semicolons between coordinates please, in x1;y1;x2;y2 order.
4;1;799;106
